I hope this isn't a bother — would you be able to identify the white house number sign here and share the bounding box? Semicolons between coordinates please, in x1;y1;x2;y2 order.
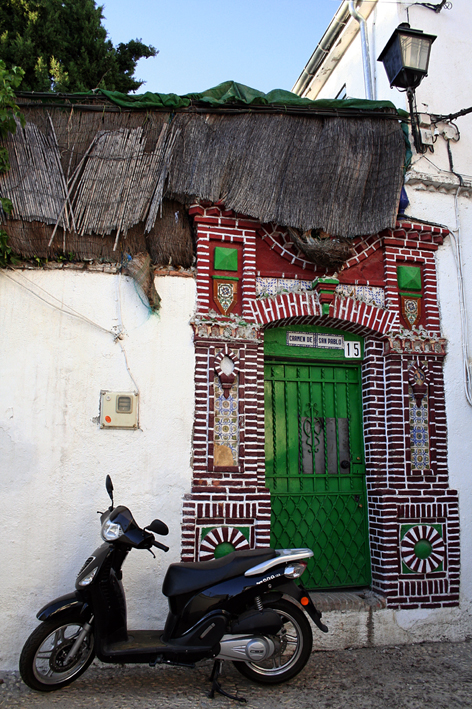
286;332;361;358
343;341;361;358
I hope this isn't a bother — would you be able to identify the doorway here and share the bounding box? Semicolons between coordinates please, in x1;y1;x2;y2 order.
264;329;371;589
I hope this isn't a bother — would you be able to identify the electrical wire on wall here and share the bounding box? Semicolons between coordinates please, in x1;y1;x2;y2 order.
442;139;472;406
448;188;472;406
0;269;115;335
405;0;452;20
116;271;140;395
1;268;140;395
407;103;472;405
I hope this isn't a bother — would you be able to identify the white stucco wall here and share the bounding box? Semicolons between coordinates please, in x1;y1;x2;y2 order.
0;269;196;670
294;0;472;639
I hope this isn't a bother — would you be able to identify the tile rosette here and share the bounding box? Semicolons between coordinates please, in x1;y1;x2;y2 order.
400;524;445;574
200;526;250;560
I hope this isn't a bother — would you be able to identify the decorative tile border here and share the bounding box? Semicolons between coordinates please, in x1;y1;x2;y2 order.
384;336;447;355
336;284;385;308
191;312;262;341
256;276;313;296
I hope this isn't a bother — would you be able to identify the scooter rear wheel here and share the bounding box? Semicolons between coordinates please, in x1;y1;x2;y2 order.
19;616;95;692
232;599;312;685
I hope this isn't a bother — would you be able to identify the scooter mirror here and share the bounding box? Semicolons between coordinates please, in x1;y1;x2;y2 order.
146;519;169;537
105;475;114;507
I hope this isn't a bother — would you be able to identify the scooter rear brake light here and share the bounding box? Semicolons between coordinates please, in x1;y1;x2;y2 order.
284;562;307;579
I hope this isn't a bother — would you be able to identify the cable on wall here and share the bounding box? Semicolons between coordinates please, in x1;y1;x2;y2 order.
1;269;141;394
0;269;114;336
406;0;452;15
116;271;140;395
443;140;472;406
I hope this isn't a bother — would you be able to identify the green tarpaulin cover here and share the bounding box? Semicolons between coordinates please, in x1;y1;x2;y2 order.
18;80;411;168
95;80;403;113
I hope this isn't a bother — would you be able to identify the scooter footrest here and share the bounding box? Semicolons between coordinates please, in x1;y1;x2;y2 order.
103;630;166;655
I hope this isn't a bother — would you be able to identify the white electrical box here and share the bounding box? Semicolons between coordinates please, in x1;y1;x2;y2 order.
100;391;138;429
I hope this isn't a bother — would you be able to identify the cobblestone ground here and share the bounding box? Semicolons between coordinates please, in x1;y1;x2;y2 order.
1;640;472;709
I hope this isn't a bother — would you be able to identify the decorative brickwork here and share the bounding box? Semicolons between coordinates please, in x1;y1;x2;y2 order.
182;334;270;561
183;203;458;609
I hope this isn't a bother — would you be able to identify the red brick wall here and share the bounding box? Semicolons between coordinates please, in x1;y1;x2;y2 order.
184;204;458;608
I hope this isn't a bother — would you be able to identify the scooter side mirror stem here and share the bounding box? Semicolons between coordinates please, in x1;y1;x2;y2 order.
105;475;114;509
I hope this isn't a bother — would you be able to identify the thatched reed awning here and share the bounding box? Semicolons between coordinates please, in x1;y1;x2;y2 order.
166;112;404;235
0;92;405;262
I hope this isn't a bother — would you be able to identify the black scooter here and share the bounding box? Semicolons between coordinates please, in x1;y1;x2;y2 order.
20;476;328;700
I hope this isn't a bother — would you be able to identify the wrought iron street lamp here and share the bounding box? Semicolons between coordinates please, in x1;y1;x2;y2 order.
378;23;436;153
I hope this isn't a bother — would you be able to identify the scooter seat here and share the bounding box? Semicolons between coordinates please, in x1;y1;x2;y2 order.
162;548;277;598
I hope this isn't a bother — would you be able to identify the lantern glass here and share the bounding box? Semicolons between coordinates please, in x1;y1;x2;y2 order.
400;34;432;72
378;24;436;90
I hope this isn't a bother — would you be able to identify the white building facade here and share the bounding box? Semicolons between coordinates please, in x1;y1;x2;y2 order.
294;0;472;641
0;268;196;669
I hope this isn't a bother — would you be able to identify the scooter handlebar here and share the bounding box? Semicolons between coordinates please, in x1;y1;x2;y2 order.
152;540;169;553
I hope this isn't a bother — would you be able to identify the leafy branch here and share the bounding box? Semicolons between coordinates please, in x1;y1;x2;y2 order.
0;60;24;266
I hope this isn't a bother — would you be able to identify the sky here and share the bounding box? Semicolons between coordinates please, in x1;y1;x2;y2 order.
100;0;343;96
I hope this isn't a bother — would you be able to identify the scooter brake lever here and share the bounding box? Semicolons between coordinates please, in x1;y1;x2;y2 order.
148;548;156;559
97;510;104;515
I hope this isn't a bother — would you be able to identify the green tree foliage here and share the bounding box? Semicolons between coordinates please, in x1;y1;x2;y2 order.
0;59;24;265
0;0;157;93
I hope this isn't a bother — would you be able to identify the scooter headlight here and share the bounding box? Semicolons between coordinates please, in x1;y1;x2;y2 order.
101;518;124;541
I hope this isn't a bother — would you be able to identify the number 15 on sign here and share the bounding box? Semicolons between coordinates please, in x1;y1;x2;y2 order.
344;341;361;358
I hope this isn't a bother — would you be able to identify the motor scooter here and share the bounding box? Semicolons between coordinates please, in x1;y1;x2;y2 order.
20;476;328;700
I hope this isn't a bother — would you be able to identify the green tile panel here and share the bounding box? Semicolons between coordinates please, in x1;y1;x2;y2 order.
397;265;422;291
214;246;239;272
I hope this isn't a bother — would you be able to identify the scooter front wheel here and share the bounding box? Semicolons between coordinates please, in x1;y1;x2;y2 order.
232;599;312;684
19;616;95;691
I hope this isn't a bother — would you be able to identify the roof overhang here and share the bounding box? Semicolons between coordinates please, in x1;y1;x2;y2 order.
292;0;378;99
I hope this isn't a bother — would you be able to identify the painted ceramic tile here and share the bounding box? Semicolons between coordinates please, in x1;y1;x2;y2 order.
402;295;421;328
336;284;385;308
214;375;239;464
409;386;430;470
256;277;313;296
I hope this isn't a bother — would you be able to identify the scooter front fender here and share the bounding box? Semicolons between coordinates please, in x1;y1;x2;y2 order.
37;591;91;623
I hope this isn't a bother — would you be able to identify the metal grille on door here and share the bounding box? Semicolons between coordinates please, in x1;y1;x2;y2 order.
265;361;371;589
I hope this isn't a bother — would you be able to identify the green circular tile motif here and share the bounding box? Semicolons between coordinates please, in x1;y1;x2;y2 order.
401;525;444;573
414;539;433;559
200;526;250;560
214;542;236;559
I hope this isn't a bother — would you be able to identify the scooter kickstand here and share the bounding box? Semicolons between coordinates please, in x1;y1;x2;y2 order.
207;660;247;703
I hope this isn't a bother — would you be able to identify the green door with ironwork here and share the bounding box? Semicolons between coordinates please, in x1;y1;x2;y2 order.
264;326;371;589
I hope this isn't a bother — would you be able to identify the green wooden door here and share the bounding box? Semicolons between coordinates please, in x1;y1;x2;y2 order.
264;360;371;589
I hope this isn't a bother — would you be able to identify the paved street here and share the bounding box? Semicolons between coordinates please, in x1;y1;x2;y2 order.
1;640;472;709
